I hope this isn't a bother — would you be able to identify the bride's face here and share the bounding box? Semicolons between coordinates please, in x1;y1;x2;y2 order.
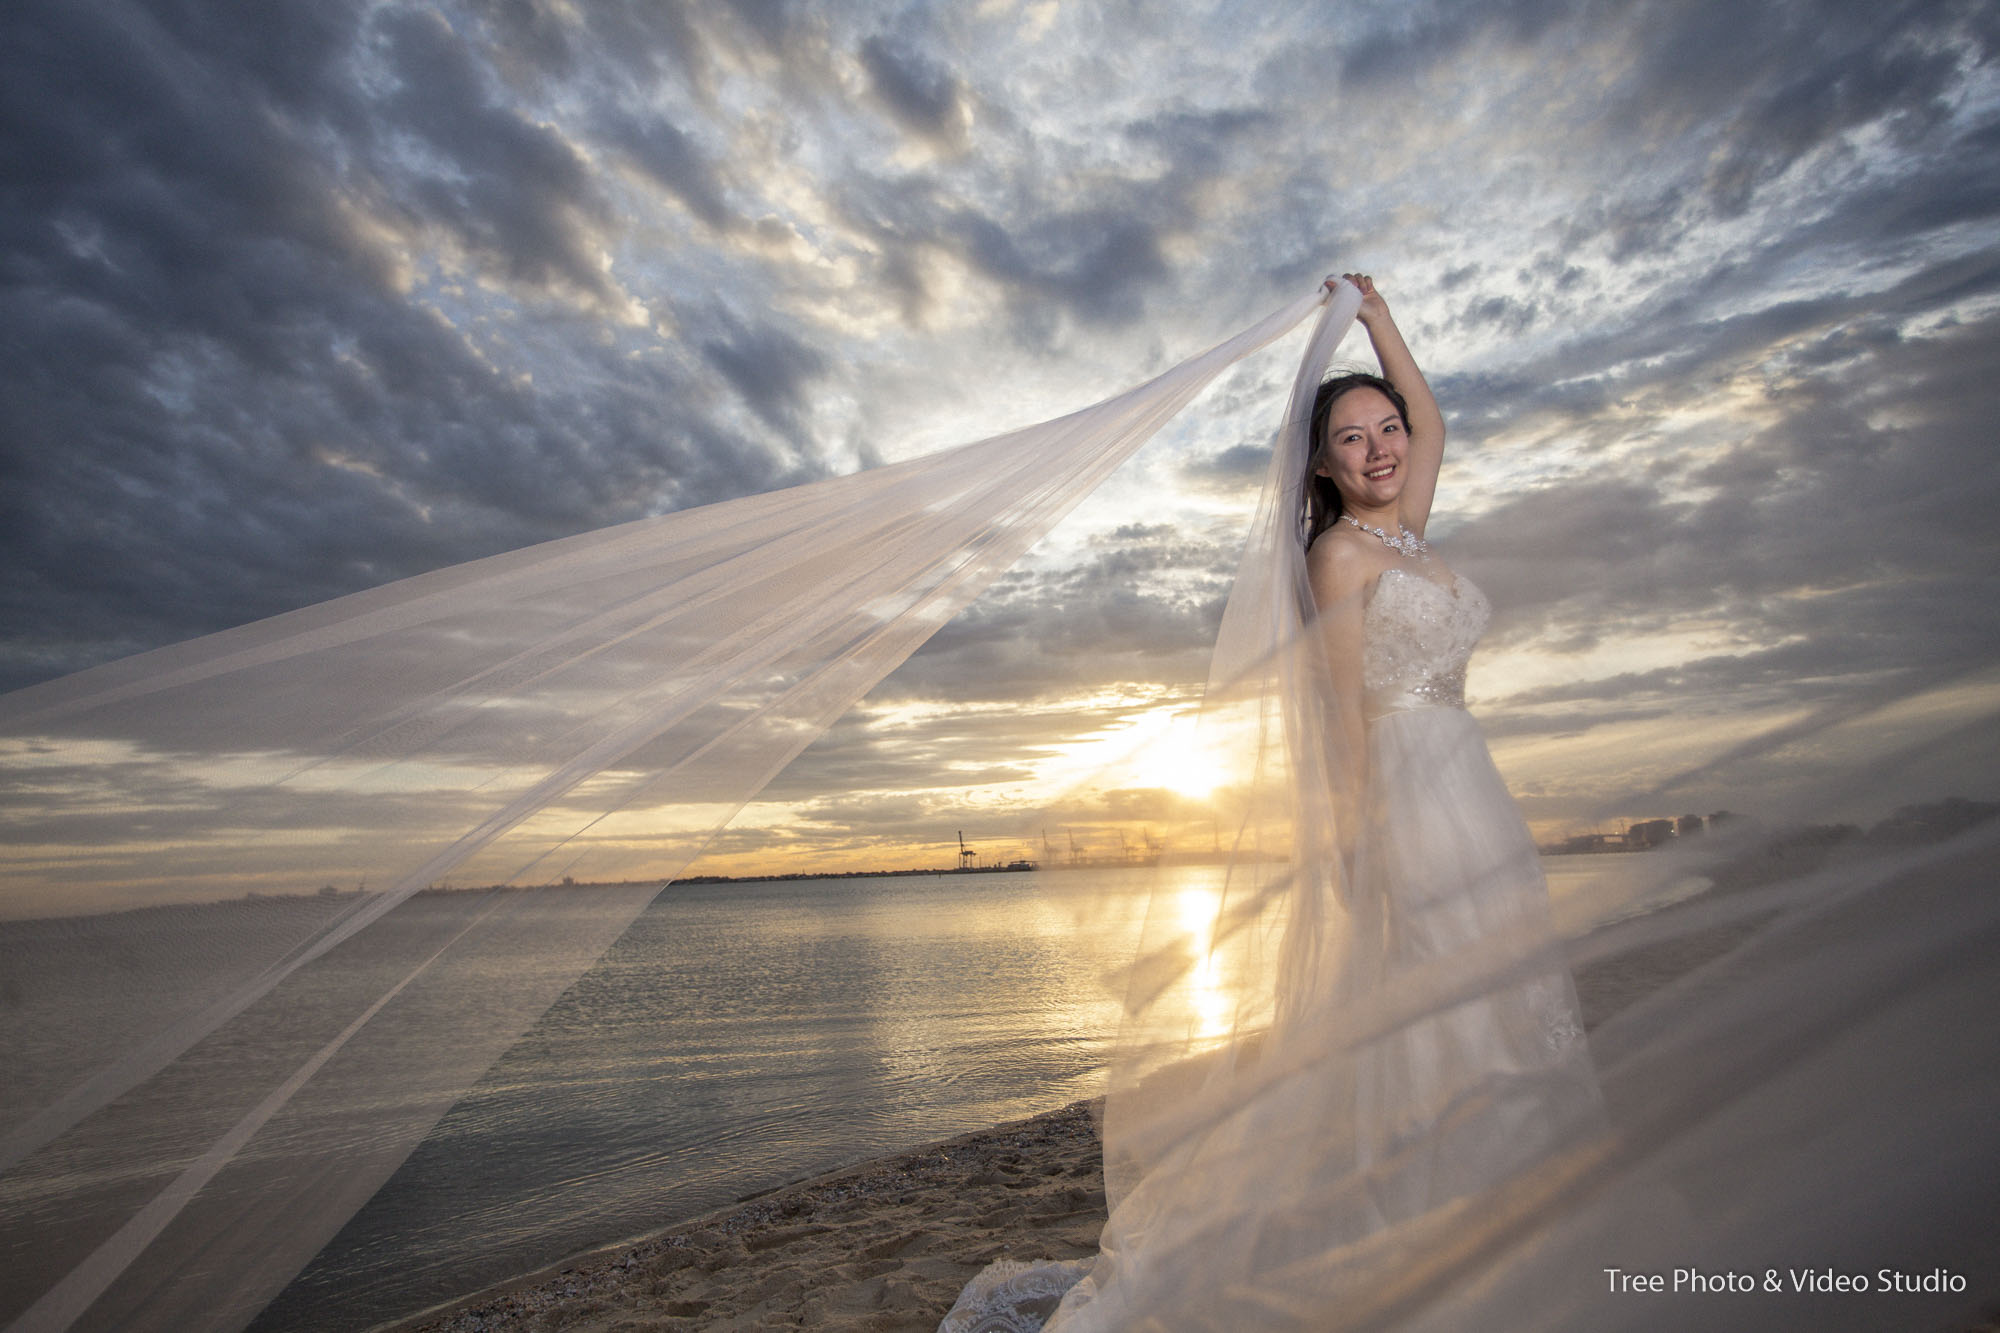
1315;387;1408;510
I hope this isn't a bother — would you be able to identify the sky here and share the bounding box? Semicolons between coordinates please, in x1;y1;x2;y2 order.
3;0;1997;876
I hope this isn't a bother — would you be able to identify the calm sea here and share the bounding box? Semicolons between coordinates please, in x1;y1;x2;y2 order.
236;856;1681;1331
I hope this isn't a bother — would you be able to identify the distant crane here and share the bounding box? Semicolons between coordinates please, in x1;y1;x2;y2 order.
958;830;975;871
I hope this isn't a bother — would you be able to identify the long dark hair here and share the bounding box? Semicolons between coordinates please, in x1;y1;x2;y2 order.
1302;371;1410;548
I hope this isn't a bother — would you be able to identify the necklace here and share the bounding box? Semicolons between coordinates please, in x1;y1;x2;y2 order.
1340;512;1430;556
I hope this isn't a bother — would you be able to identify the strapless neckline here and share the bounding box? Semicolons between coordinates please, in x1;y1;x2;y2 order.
1361;564;1492;714
1368;564;1465;605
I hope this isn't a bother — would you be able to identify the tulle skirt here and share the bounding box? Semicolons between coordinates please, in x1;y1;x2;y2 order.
1346;704;1600;1225
942;704;1602;1332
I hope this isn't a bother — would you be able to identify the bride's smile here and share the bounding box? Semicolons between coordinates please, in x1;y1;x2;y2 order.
1315;384;1409;509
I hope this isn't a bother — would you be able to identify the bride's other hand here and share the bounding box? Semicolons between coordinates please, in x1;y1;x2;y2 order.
1341;272;1390;326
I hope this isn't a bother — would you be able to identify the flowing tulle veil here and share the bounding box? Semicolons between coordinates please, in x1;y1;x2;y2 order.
0;282;1348;1332
3;272;1997;1333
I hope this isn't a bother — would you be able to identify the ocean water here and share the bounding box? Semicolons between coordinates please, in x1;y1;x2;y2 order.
252;867;1162;1331
208;856;1680;1331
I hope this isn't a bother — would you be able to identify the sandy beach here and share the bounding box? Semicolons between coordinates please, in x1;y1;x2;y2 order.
388;1098;1106;1333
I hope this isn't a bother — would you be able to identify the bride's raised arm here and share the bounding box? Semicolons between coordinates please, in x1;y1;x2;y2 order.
1339;273;1446;534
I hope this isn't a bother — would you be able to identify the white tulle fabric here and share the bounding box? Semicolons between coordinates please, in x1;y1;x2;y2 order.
4;277;1997;1333
0;287;1335;1333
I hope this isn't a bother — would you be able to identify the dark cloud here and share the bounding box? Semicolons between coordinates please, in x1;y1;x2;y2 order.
954;211;1169;325
721;0;803;52
858;34;967;146
1179;442;1272;492
1620;0;1982;212
374;7;619;304
1460;293;1539;336
1334;0;1588;88
1455;294;2000;777
1561;186;1690;266
827;166;1179;330
1330;0;1996;262
824;96;1277;333
1437;245;2000;449
570;3;718;102
477;0;578;83
1121;105;1274;186
599;111;738;231
0;0;829;690
1556;0;2000;243
698;311;830;431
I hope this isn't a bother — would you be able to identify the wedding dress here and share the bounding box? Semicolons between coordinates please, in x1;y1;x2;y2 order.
938;555;1601;1333
1347;563;1597;1183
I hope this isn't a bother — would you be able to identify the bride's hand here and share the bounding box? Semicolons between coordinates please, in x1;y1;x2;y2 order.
1340;272;1390;325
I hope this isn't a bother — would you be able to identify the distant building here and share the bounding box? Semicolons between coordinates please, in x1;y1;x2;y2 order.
1627;818;1674;849
1543;831;1629;854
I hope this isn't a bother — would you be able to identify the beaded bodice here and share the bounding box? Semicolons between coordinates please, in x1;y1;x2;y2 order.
1362;565;1490;719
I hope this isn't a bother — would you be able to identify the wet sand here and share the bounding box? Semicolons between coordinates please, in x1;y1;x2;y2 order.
388;1098;1105;1333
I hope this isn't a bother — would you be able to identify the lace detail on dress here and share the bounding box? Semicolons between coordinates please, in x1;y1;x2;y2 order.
937;1258;1093;1333
1362;567;1491;719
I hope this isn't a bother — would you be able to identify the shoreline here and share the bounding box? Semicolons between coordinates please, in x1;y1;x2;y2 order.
372;886;1769;1333
377;1099;1105;1333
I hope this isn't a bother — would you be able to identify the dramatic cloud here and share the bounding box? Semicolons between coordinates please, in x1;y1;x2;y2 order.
3;0;1995;863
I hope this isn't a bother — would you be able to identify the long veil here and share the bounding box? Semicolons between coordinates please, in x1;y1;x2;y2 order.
0;284;1340;1333
4;270;1997;1333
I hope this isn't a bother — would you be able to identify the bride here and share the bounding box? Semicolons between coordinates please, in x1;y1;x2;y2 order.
940;274;1602;1332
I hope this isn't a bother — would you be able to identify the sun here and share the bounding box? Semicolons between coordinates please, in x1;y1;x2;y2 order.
1095;706;1227;801
1141;713;1226;800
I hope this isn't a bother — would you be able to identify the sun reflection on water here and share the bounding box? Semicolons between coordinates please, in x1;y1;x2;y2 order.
1175;884;1235;1043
